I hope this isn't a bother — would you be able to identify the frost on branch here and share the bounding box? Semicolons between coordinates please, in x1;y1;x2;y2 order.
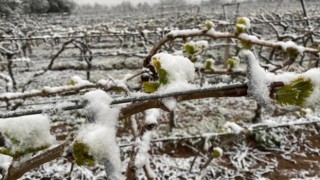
134;131;156;179
73;90;122;179
241;50;273;110
221;122;244;135
0;115;55;158
133;108;159;178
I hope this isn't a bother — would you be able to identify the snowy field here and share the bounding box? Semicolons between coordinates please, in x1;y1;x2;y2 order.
1;0;320;179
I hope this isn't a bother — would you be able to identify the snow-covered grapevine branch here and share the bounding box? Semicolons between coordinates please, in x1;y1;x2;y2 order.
0;76;128;102
143;18;319;69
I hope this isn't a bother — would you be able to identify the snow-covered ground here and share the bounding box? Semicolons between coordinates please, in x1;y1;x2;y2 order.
1;1;320;179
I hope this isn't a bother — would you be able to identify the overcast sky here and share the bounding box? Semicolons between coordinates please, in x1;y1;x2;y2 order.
75;0;202;6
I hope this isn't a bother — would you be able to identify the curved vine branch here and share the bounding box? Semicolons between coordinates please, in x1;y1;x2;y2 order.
21;39;76;91
5;139;71;180
143;29;319;67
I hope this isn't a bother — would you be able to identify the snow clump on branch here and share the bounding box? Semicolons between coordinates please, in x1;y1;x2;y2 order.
242;50;273;109
75;90;123;179
145;108;160;125
0;115;55;156
151;52;196;94
152;52;195;84
150;53;197;110
83;89;119;125
242;50;320;108
77;124;122;178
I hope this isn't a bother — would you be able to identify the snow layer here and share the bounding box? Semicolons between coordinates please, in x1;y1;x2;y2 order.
239;34;305;55
0;115;55;154
157;81;197;94
276;41;305;54
168;29;202;37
